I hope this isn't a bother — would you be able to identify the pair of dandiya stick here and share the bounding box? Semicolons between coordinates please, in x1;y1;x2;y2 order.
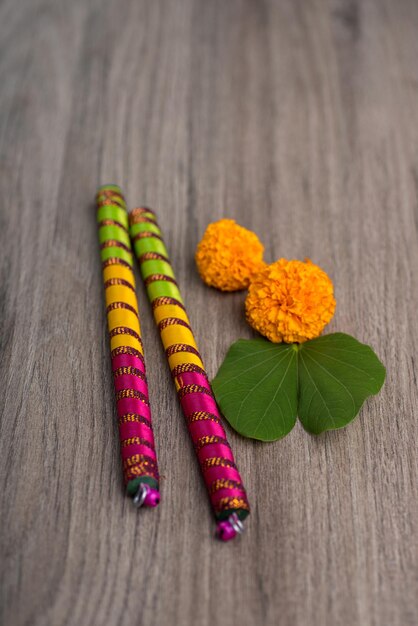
96;184;250;541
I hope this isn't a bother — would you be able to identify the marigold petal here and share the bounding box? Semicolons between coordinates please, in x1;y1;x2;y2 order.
195;219;265;291
245;258;336;343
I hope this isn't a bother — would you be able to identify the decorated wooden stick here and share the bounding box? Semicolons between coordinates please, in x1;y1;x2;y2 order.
129;207;250;540
96;185;159;508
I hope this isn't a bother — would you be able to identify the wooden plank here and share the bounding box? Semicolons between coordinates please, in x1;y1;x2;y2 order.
0;0;417;624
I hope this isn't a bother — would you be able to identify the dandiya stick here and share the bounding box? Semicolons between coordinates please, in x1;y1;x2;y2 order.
129;206;250;540
96;185;160;508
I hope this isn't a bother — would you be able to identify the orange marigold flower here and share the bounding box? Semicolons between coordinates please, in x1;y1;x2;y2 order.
245;258;336;343
195;219;265;291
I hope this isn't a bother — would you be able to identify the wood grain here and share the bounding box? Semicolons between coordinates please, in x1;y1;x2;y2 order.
1;0;417;624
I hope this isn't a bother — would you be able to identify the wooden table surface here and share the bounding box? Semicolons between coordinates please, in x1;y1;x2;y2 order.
1;1;417;624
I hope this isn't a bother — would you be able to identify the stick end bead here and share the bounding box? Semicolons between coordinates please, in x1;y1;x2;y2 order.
216;513;245;542
132;484;160;508
144;488;160;507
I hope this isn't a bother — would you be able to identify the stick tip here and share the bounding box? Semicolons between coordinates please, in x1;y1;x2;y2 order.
132;484;160;508
216;514;245;542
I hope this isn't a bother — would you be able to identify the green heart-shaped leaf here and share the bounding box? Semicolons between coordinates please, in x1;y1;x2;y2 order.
212;333;385;441
297;333;386;434
212;339;298;441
